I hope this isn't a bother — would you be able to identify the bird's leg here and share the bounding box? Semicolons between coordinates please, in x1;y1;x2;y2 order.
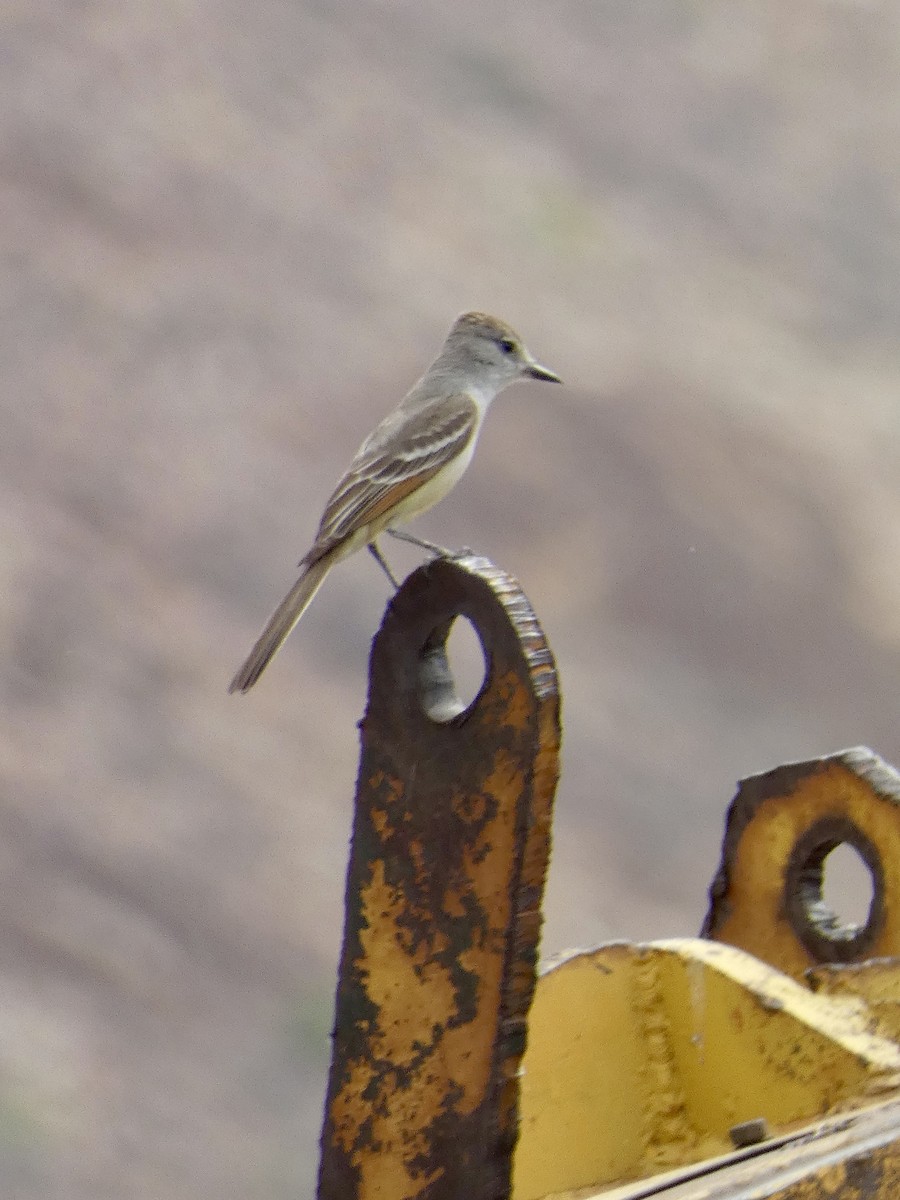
386;527;450;556
386;527;473;559
368;540;401;589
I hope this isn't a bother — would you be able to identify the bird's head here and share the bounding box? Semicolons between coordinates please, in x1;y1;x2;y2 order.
442;312;561;390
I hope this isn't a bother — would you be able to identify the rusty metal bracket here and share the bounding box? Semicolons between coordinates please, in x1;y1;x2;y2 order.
317;555;561;1200
702;747;900;978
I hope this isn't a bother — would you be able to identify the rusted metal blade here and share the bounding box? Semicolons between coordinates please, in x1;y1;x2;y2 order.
317;554;561;1200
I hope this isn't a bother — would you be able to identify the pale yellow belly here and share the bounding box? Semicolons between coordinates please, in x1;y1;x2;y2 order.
335;437;478;561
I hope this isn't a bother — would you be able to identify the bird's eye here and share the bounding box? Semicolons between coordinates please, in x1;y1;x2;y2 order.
498;337;516;355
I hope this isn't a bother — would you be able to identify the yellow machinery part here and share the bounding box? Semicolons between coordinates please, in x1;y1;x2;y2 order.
703;748;900;979
315;549;900;1200
514;940;900;1199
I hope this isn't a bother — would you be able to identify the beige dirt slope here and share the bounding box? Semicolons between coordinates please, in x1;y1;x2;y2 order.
4;2;900;1196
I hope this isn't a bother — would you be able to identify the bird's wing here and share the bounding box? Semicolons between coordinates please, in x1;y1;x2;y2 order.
303;393;479;564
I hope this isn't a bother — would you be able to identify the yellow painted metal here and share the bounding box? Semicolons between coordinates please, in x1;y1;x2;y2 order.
317;557;561;1200
808;958;900;1045
536;1097;900;1198
512;939;900;1200
318;579;900;1200
703;748;900;979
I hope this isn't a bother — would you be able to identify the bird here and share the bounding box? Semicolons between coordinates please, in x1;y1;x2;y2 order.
228;311;561;692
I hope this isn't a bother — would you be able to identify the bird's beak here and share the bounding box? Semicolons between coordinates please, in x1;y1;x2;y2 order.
525;359;562;384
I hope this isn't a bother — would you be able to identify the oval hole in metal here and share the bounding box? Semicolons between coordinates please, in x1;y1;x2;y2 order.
785;816;884;962
822;841;876;933
418;615;488;724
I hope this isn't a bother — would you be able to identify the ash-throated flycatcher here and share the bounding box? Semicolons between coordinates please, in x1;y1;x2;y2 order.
229;311;560;692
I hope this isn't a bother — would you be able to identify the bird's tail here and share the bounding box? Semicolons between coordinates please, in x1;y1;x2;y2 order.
228;557;332;693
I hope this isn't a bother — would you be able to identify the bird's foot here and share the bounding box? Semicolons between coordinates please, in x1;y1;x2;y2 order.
386;528;475;561
386;527;450;557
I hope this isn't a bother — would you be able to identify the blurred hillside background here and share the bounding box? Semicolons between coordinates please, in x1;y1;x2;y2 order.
5;1;900;1196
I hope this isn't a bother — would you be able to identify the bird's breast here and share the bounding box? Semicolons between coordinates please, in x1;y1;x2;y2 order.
387;436;478;524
